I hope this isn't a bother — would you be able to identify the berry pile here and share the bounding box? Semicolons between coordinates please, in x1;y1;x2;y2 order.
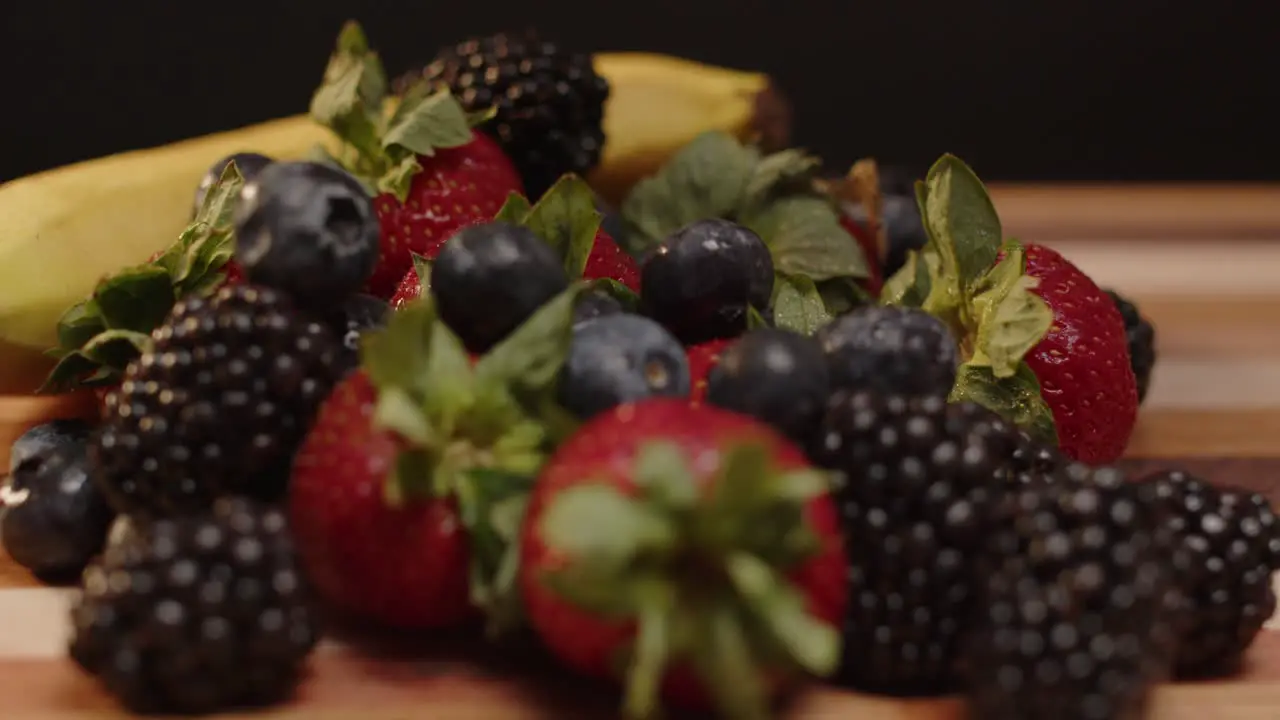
3;18;1274;720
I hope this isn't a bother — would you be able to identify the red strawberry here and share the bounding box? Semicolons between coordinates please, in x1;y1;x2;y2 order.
367;132;524;297
389;268;422;310
838;216;882;297
289;284;582;629
686;338;732;405
520;399;847;717
1020;243;1138;463
583;228;640;291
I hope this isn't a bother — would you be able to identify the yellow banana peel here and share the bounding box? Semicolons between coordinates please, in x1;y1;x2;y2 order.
0;53;782;391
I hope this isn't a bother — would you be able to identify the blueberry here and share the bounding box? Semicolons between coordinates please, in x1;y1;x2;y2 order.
431;221;570;353
639;219;774;345
705;328;830;443
881;194;929;279
193;152;274;216
573;291;624;327
1;420;114;582
233;162;381;311
329;293;391;375
557;314;691;420
816;305;959;397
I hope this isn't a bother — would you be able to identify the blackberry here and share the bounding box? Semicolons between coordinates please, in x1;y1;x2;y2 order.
69;498;319;714
91;285;342;519
1106;290;1156;403
403;31;609;199
1010;431;1066;477
1138;469;1280;678
816;305;959;398
810;391;1021;695
966;463;1183;720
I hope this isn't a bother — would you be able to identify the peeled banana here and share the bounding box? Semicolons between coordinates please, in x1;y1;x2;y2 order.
0;53;780;392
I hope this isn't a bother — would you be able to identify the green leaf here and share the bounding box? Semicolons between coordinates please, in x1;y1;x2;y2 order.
456;468;537;634
474;284;585;394
372;387;434;445
309;21;387;161
589;278;640;312
382;89;474;157
93;266;176;332
921;154;1003;295
361;300;437;392
410;253;433;297
519;175;603;279
633;442;699;509
950;362;1057;446
967;241;1053;377
79;329;153;371
38;353;100;394
742;196;868;282
725;552;840;676
375;153;422;201
691;606;770;720
420;320;477;426
770;274;832;335
622;581;677;720
493;192;534;224
385;449;434;507
879;249;932;308
738;149;822;213
620;131;759;249
538;484;677;616
816;277;870;318
746;304;771;330
54;301;106;352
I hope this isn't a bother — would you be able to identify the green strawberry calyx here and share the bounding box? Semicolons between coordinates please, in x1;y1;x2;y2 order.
537;442;839;720
494;174;641;307
309;21;494;203
360;282;588;633
619;131;872;336
880;154;1057;445
39;163;246;394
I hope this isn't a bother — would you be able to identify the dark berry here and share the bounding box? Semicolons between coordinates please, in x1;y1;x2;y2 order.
705;328;830;443
69;498;319;714
573;290;624;327
430;221;570;353
193;152;273;215
881;193;929;279
1010;431;1067;477
1107;290;1156;404
557;314;690;420
328;293;391;375
1;420;114;581
594;195;630;255
92;285;342;519
400;31;609;199
810;392;1021;695
639;219;774;345
816;305;959;397
1138;469;1280;678
233;162;381;311
967;463;1182;720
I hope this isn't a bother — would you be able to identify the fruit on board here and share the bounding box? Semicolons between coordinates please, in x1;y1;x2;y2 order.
289;286;584;630
1108;289;1157;404
704;327;830;444
520;398;846;718
880;154;1137;464
810;392;1022;695
0;52;777;384
68;498;320;714
622;132;873;337
814;305;960;398
1138;469;1280;678
1;419;114;581
965;463;1182;720
91;285;343;519
685;337;732;405
557;313;690;420
399;30;610;200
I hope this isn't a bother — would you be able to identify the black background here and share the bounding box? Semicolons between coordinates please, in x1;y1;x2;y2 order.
2;1;1275;183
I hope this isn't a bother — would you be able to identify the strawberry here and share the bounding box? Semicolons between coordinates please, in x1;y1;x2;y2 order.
520;399;847;718
1019;243;1138;463
686;338;732;405
289;283;587;630
308;23;524;299
389;174;640;312
881;154;1138;463
838;216;882;297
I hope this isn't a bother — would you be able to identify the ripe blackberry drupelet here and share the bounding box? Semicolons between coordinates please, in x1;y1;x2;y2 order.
966;463;1183;720
809;391;1021;695
68;498;320;714
403;31;609;199
92;286;342;519
1106;290;1157;403
1139;469;1280;678
816;305;960;398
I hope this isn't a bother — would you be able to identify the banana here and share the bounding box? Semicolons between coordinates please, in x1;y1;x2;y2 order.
0;53;782;391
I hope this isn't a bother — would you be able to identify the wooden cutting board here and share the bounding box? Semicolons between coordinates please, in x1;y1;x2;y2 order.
3;184;1280;718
